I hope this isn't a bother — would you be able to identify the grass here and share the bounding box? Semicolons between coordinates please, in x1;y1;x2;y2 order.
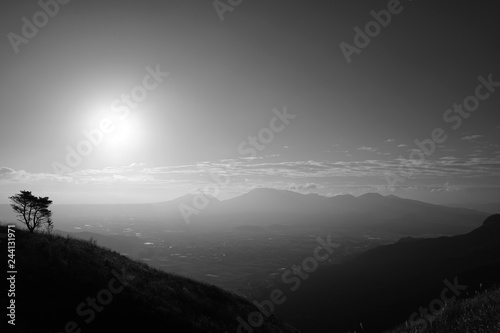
1;224;299;333
387;286;500;333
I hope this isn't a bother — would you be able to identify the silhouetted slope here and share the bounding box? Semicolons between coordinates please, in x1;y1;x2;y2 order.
2;225;299;333
387;285;500;333
274;214;500;333
52;230;144;254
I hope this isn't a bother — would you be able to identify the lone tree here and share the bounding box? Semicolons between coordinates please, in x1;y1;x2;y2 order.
9;191;53;233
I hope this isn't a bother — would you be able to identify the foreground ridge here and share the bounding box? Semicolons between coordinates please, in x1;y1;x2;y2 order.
386;285;500;333
1;224;299;333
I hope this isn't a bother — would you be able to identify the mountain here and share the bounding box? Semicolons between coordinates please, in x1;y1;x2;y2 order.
3;225;299;333
0;190;489;236
447;202;500;214
201;189;488;236
273;214;500;332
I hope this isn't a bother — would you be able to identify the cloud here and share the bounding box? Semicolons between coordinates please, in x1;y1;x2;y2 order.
0;167;72;183
3;154;500;188
127;162;146;168
0;167;15;177
430;182;461;192
462;135;484;141
303;183;317;190
397;144;407;147
240;156;263;160
357;147;376;151
285;182;318;192
385;139;395;143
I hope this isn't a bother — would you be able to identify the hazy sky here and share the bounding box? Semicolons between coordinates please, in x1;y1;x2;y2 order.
1;0;499;205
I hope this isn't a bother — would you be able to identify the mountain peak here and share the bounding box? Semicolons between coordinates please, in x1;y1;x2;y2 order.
245;188;304;198
247;187;283;195
358;192;385;199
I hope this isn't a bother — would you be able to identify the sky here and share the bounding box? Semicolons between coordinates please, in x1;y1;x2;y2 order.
0;0;499;205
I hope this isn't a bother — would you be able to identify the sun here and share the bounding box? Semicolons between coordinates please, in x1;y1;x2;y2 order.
106;114;144;152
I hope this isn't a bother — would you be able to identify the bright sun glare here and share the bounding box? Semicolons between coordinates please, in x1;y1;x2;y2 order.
106;115;144;152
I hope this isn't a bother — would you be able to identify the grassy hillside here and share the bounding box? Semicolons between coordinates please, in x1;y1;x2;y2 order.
1;224;299;333
387;286;500;333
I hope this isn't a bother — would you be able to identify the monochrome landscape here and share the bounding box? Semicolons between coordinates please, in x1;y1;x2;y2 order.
1;1;500;332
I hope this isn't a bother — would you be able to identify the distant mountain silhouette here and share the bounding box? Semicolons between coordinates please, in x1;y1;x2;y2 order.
274;214;500;332
201;189;488;235
0;189;489;235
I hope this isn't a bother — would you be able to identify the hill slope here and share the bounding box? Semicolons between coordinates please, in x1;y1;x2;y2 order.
387;285;500;332
274;214;500;332
1;225;299;333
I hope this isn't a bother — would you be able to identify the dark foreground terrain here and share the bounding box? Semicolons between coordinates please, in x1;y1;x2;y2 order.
3;214;500;332
387;285;500;333
274;214;500;332
1;225;299;333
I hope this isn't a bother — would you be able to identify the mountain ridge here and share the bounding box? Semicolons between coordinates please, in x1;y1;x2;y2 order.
0;190;490;236
274;214;500;332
